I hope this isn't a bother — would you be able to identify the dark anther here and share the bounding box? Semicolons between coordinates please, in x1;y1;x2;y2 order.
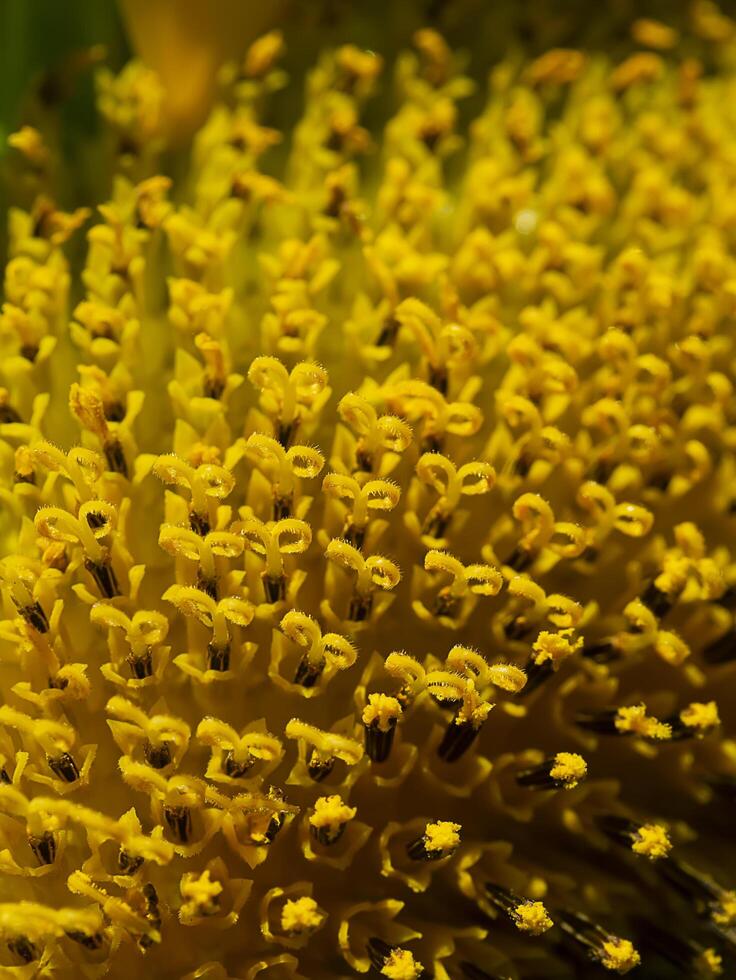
516;758;568;790
264;811;285;843
144;740;172;769
310;822;345;847
18;600;49;633
222;750;254;778
273;495;292;520
484;882;525;917
717;585;736;610
343;522;366;550
14;469;35;485
294;654;325;688
504;617;532;641
355;446;374;473
648;471;671;492
118;848;144;874
8;937;38;963
438;717;481;763
263;574;286;604
0;768;10;784
86;511;107;529
428;364;448;394
639;581;673;618
196;569;218;600
65;929;104;950
104;400;126;423
127;649;153;679
504;546;532;572
47;751;80;782
203;376;225;400
703;629;736;664
421;433;443;455
307;754;335;783
84;558;120;599
103;440;128;478
376;315;399;348
432;590;461;619
277;420;296;448
421;508;450;541
406;833;446;862
163;805;192;843
582;640;620;664
48;674;69;690
574;709;620;735
324;184;346;218
143;882;159;909
595;814;639;847
207;642;230;671
655;856;720;908
29;831;56;865
519;658;554;697
364;719;397;764
0;403;22;424
421;127;441;151
367;937;394;972
189;510;210;536
348;592;373;622
20;344;38;364
706;774;736;803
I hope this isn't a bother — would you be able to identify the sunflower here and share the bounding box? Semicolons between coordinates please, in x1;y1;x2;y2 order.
0;2;735;978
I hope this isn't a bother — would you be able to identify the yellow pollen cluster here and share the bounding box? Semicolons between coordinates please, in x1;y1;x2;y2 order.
0;3;735;978
550;752;587;788
599;938;642;974
381;947;424;980
423;819;461;854
512;901;553;935
280;896;325;935
631;823;673;860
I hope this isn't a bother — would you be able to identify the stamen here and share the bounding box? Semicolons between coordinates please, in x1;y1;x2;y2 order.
281;896;325;936
84;558;120;599
367;938;424;978
207;642;230;672
19;601;50;634
516;752;587;790
118;848;144;874
309;794;356;846
47;751;80;782
65;929;104;950
163;805;192;843
362;694;402;763
557;909;640;974
7;936;38;963
127;649;153;679
406;820;461;861
597;815;672;860
144;740;172;770
484;884;553;935
29;831;56;865
666;701;720;740
437;715;483;763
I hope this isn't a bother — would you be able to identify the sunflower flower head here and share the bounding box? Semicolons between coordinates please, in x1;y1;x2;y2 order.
1;2;736;977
